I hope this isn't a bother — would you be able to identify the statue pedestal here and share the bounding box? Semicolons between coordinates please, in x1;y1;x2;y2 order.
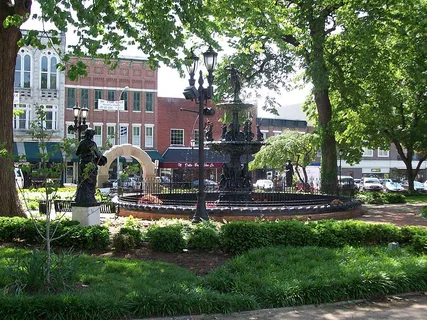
71;202;101;226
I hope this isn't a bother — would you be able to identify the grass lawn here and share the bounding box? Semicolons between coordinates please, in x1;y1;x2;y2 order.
1;245;427;319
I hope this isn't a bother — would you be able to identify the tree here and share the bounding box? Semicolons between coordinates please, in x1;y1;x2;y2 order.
249;130;320;188
206;0;356;193
327;0;427;191
0;0;213;217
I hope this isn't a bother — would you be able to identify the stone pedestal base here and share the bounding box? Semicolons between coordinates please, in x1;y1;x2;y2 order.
71;202;101;226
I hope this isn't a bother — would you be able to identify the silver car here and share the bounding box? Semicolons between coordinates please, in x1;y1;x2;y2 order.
361;177;384;192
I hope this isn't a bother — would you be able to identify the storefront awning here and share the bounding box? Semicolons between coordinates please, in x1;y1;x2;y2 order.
160;147;252;169
14;142;64;163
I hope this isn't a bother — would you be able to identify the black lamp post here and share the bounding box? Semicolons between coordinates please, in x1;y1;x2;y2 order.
183;46;218;223
71;104;89;140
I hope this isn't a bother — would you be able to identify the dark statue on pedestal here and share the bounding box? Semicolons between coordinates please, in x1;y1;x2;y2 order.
75;128;107;204
285;159;294;187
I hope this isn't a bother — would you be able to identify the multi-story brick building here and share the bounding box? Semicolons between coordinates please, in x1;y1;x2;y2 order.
64;56;162;182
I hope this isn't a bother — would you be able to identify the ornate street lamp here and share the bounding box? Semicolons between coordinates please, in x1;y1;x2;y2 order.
183;46;218;223
69;104;89;140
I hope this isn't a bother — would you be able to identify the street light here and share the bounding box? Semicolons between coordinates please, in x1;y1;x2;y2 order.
116;86;129;181
71;103;89;141
183;46;218;223
68;104;88;184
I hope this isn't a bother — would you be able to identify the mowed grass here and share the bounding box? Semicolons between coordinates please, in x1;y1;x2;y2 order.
1;246;427;319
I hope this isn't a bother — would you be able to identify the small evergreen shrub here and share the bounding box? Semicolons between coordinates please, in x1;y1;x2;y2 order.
118;227;144;246
112;233;136;252
420;207;427;219
356;192;406;204
188;226;220;251
146;224;186;252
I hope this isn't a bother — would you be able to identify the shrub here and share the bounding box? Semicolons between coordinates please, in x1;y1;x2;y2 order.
146;224;186;252
119;227;144;246
421;207;427;219
188;226;220;251
356;192;406;204
0;217;110;250
113;233;136;252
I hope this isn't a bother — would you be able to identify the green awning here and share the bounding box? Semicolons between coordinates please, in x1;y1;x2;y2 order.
145;150;164;161
14;142;65;163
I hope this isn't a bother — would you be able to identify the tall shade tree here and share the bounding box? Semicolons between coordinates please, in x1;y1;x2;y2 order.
327;0;427;191
249;130;320;187
206;0;414;193
0;0;213;217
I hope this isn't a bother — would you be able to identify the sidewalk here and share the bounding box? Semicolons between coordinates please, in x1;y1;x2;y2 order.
143;293;427;320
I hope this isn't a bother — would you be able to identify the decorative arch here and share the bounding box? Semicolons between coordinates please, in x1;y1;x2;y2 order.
97;144;156;187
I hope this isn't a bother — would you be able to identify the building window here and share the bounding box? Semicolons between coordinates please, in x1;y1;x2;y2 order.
145;92;153;112
193;129;199;146
362;148;374;157
133;92;141;111
66;122;75;139
67;88;76;108
145;125;154;148
40;55;58;89
261;130;268;140
94;125;102;146
170;129;184;146
121;91;128;110
132;126;141;146
42;105;58;131
107;125;116;146
107;90;115;101
94;89;103;109
14;52;31;88
81;89;89;108
120;125;128;144
378;149;389;157
13;104;31;130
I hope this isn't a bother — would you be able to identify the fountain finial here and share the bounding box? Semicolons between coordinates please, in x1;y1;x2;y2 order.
224;63;242;102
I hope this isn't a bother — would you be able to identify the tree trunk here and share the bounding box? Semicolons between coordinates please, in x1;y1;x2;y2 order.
309;17;337;195
0;23;26;217
315;90;337;194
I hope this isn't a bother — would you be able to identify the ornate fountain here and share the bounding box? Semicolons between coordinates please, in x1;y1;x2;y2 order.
206;64;264;202
114;65;361;221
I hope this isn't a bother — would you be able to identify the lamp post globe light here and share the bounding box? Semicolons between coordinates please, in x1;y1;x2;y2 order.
68;104;89;184
71;104;89;141
183;46;218;223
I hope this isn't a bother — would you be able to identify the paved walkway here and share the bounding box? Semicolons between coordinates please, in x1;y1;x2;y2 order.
144;293;427;320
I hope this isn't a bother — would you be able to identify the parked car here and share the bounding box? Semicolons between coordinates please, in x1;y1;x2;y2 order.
383;181;405;192
254;179;274;190
353;178;361;190
360;177;384;192
402;180;425;192
338;176;357;191
192;179;219;190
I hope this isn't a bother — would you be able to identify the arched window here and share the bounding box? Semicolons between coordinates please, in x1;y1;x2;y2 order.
40;53;58;89
14;49;32;88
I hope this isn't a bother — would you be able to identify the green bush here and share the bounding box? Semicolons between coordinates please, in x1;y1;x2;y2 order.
421;207;427;219
146;224;186;252
356;192;406;204
188;226;220;251
0;217;109;250
119;227;144;246
112;233;136;252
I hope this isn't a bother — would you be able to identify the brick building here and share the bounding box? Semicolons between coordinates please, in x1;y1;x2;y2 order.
64;56;161;182
157;97;258;183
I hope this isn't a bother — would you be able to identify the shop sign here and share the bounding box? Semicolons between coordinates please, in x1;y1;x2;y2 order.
161;162;222;169
371;168;381;173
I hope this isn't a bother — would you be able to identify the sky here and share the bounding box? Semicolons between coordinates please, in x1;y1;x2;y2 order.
21;3;311;118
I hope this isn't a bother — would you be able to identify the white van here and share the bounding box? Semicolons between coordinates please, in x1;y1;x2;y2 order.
15;168;24;189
